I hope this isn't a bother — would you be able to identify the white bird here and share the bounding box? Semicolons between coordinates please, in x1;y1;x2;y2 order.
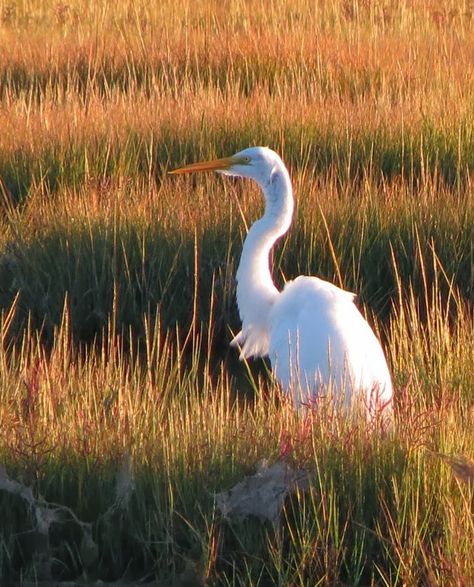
170;147;393;415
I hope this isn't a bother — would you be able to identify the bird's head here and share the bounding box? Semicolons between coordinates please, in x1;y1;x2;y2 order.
169;146;284;185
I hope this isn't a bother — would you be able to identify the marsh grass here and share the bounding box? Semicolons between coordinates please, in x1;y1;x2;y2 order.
0;0;473;584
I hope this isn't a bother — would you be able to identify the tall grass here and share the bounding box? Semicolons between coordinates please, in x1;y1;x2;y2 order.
0;0;473;584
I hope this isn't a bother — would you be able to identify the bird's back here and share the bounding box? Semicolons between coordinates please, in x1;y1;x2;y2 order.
268;276;393;411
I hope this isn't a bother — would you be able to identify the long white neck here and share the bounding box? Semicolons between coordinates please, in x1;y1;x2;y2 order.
235;164;294;353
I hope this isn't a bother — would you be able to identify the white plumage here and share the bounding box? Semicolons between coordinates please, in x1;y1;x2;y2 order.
171;146;393;415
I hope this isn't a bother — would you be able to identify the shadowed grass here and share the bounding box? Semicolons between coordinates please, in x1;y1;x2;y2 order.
1;173;471;348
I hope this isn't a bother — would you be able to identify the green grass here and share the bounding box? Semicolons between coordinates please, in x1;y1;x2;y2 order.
0;1;473;585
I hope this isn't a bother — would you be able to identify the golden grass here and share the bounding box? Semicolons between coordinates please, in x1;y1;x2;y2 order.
1;0;474;156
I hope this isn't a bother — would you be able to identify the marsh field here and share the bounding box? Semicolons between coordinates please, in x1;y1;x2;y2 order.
0;0;473;585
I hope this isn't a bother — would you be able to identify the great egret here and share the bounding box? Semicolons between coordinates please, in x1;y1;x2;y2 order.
170;147;393;414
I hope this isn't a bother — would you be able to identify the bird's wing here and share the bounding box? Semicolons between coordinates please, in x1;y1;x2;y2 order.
230;323;270;359
268;276;392;406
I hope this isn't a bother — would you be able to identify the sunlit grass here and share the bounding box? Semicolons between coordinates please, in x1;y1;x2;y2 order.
0;0;473;584
0;286;472;583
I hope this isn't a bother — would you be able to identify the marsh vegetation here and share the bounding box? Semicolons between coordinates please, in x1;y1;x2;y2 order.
0;1;473;584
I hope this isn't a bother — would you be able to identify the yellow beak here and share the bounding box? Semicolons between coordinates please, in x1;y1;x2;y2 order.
169;155;248;175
